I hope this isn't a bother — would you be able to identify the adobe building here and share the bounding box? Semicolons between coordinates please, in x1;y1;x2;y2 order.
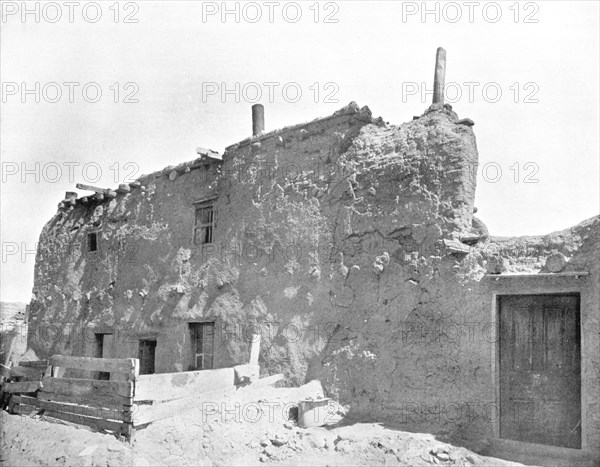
27;50;599;463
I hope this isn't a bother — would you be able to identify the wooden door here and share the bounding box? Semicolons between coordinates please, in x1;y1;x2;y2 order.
499;294;581;448
138;340;156;375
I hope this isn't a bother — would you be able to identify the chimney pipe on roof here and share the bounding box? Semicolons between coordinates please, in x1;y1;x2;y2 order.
252;104;264;136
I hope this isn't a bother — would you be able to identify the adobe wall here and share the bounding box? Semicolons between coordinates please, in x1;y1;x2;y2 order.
28;156;226;373
29;101;480;374
27;102;598;453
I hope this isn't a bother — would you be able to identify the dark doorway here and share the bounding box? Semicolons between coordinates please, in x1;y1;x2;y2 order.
499;294;581;448
94;333;111;380
138;339;157;375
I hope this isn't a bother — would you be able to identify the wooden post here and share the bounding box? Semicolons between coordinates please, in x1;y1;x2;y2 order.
249;334;261;366
128;359;139;382
76;183;110;193
4;333;17;367
433;47;446;105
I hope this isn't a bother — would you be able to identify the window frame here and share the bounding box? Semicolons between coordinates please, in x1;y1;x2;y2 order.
188;322;215;371
193;199;216;247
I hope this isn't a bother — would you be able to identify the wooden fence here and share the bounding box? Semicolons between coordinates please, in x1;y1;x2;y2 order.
1;336;282;440
3;356;138;439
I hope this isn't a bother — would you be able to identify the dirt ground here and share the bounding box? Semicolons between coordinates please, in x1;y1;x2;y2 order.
0;382;524;467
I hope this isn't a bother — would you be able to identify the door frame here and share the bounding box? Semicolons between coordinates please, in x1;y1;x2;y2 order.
486;273;590;452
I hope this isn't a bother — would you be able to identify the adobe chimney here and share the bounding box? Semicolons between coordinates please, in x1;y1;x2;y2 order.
433;47;446;105
252;104;265;136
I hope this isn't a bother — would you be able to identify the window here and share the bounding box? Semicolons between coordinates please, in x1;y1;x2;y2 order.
189;322;215;370
87;232;98;252
193;203;215;246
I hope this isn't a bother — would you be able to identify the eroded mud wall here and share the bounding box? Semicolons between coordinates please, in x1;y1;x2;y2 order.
28;102;598;450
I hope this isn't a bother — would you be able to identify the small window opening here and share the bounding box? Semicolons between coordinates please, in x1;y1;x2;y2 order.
88;232;98;252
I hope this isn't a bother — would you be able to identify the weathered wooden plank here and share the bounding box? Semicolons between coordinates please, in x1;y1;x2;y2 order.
43;377;134;398
128;359;140;383
443;238;471;254
249;334;261;366
37;390;132;410
75;183;109;194
19;361;49;368
10;365;48;380
13;395;128;422
16;404;130;433
13;403;41;417
7;398;16;414
0;364;11;379
49;356;137;375
134;386;237;426
484;271;589;278
134;374;284;426
134;368;234;402
243;373;283;389
3;334;17;366
2;381;42;393
234;364;260;385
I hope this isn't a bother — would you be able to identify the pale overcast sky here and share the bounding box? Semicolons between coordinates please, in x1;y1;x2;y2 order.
1;1;599;302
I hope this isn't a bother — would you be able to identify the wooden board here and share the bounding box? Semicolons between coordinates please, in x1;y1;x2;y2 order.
234;364;260;385
14;403;130;434
134;386;237;426
134;374;283;426
75;183;110;194
37;390;132;411
2;381;42;393
17;360;49;368
43;377;134;398
13;403;41;417
49;356;137;376
134;368;234;402
249;334;261;366
443;238;471;254
10;365;49;380
242;373;283;389
12;395;129;422
0;364;11;379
